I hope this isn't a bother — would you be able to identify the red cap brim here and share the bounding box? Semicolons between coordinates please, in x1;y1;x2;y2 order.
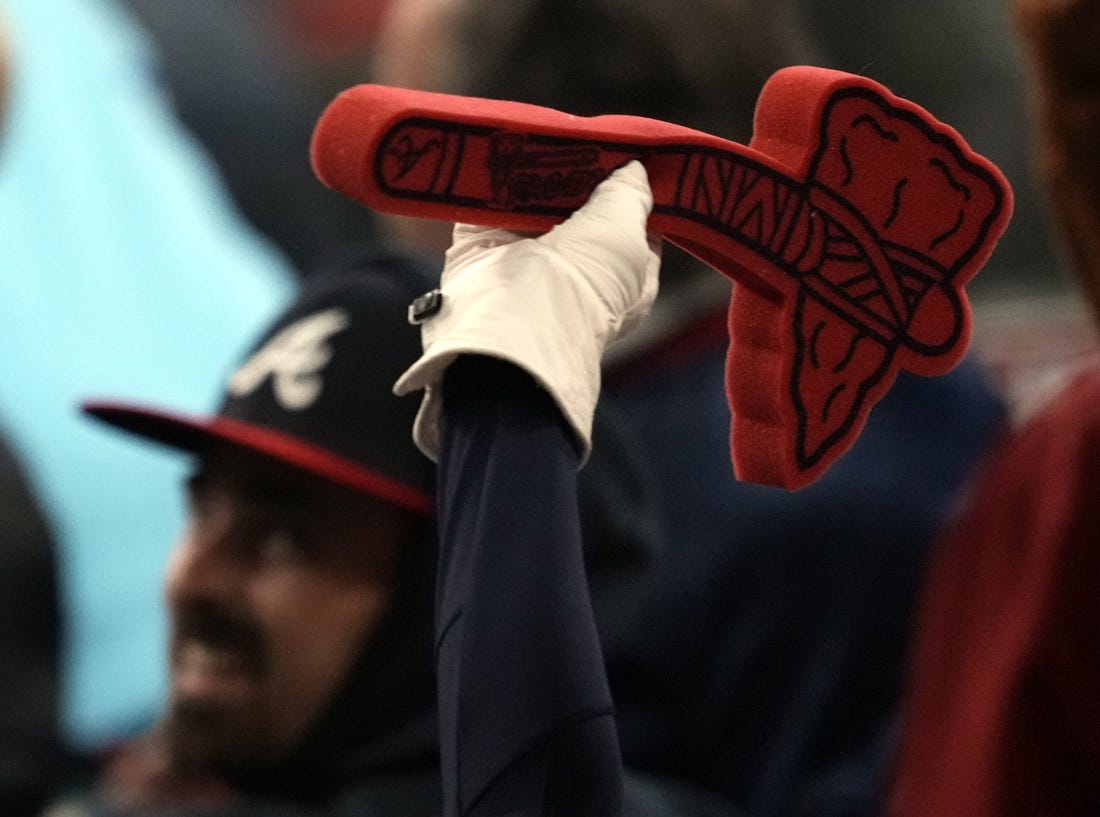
82;400;433;516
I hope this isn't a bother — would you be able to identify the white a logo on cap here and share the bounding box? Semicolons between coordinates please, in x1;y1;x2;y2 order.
227;308;351;410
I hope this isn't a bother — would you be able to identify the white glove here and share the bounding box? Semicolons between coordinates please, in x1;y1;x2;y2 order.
393;160;661;465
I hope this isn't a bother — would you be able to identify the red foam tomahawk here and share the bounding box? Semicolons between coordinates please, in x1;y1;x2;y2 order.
311;65;1013;490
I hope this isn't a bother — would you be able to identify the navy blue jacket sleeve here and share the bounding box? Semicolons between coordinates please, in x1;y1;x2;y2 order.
435;356;624;817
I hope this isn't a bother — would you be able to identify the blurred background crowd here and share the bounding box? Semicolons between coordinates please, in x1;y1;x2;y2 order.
1;1;1096;816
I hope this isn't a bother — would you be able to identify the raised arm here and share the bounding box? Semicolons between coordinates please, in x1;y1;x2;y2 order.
396;162;660;817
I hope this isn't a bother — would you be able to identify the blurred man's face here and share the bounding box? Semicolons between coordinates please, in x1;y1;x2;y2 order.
162;446;414;777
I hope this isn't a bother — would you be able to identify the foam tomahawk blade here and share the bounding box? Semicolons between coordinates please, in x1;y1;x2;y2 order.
310;66;1013;490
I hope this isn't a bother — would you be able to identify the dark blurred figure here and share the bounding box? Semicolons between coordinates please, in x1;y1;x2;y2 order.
372;2;1008;816
886;1;1100;815
0;438;63;817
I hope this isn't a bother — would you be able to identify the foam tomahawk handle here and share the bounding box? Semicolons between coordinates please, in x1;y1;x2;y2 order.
311;66;1013;490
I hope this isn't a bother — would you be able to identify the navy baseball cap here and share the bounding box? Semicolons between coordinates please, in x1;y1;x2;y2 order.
82;251;435;515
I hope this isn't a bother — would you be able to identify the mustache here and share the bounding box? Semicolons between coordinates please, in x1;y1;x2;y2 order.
170;601;266;672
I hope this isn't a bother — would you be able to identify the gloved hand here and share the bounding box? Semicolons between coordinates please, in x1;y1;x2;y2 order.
393;160;661;465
